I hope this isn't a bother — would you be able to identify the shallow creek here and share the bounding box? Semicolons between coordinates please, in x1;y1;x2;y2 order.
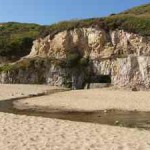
0;90;150;130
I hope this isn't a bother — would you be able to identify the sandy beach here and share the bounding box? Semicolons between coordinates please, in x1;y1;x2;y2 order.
0;84;61;101
15;88;150;112
0;112;150;150
0;84;150;150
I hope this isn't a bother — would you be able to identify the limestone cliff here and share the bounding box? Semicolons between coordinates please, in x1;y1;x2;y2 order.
28;28;150;59
0;27;150;89
0;57;90;89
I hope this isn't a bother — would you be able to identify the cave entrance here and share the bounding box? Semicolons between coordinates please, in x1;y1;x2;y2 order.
87;75;111;89
90;75;111;83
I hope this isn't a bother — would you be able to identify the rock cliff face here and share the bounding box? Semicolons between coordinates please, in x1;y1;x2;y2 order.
0;58;90;89
92;56;150;89
0;27;150;89
28;28;150;59
112;56;150;89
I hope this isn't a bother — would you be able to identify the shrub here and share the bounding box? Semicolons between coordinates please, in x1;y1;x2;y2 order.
65;52;81;68
0;22;40;59
0;64;17;72
79;57;89;66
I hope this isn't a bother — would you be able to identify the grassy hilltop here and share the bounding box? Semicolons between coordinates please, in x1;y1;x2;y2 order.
0;3;149;60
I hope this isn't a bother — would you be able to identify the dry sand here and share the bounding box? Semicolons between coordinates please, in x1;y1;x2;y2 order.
0;84;150;150
0;112;150;150
15;88;150;112
0;84;61;101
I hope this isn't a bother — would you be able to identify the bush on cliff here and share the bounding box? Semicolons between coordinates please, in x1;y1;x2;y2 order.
58;50;89;68
0;57;52;73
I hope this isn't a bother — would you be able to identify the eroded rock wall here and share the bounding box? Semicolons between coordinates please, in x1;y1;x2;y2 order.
112;56;150;89
0;56;150;89
0;27;150;89
0;61;89;89
28;28;150;59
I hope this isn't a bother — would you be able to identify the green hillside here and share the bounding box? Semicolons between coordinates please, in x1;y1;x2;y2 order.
0;22;41;60
0;3;150;61
121;3;150;15
41;3;150;37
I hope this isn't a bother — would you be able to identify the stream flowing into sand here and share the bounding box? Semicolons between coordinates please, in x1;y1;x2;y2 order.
0;89;150;130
